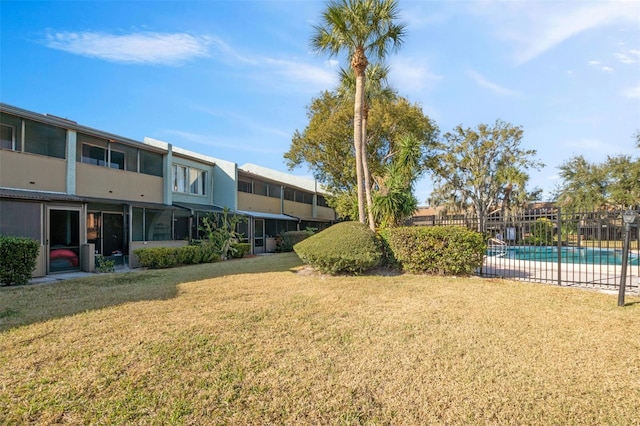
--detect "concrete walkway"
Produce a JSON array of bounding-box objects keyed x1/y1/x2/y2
[{"x1": 27, "y1": 266, "x2": 135, "y2": 285}]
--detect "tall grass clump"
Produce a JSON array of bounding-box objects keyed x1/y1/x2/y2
[{"x1": 294, "y1": 221, "x2": 381, "y2": 274}]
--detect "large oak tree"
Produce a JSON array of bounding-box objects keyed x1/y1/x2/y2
[{"x1": 428, "y1": 120, "x2": 544, "y2": 232}]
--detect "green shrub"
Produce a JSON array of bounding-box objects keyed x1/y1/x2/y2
[
  {"x1": 382, "y1": 226, "x2": 486, "y2": 275},
  {"x1": 134, "y1": 244, "x2": 223, "y2": 269},
  {"x1": 0, "y1": 235, "x2": 39, "y2": 286},
  {"x1": 199, "y1": 209, "x2": 247, "y2": 260},
  {"x1": 175, "y1": 245, "x2": 204, "y2": 265},
  {"x1": 193, "y1": 241, "x2": 221, "y2": 263},
  {"x1": 277, "y1": 230, "x2": 314, "y2": 252},
  {"x1": 294, "y1": 221, "x2": 381, "y2": 275},
  {"x1": 134, "y1": 247, "x2": 180, "y2": 269},
  {"x1": 376, "y1": 228, "x2": 400, "y2": 270},
  {"x1": 229, "y1": 242, "x2": 251, "y2": 259},
  {"x1": 524, "y1": 218, "x2": 554, "y2": 245},
  {"x1": 96, "y1": 255, "x2": 116, "y2": 273}
]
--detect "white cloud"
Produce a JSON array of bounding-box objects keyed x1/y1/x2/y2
[
  {"x1": 388, "y1": 56, "x2": 442, "y2": 93},
  {"x1": 565, "y1": 138, "x2": 609, "y2": 152},
  {"x1": 472, "y1": 1, "x2": 640, "y2": 65},
  {"x1": 162, "y1": 129, "x2": 281, "y2": 154},
  {"x1": 622, "y1": 85, "x2": 640, "y2": 99},
  {"x1": 44, "y1": 31, "x2": 212, "y2": 65},
  {"x1": 43, "y1": 29, "x2": 337, "y2": 90},
  {"x1": 208, "y1": 35, "x2": 257, "y2": 65},
  {"x1": 614, "y1": 49, "x2": 640, "y2": 64},
  {"x1": 588, "y1": 60, "x2": 614, "y2": 72},
  {"x1": 193, "y1": 106, "x2": 291, "y2": 138},
  {"x1": 264, "y1": 58, "x2": 337, "y2": 89},
  {"x1": 467, "y1": 70, "x2": 523, "y2": 97}
]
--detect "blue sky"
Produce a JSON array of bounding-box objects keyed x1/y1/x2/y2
[{"x1": 1, "y1": 0, "x2": 639, "y2": 203}]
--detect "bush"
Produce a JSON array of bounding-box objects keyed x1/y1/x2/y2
[
  {"x1": 134, "y1": 247, "x2": 180, "y2": 269},
  {"x1": 277, "y1": 230, "x2": 314, "y2": 252},
  {"x1": 0, "y1": 235, "x2": 40, "y2": 286},
  {"x1": 377, "y1": 228, "x2": 400, "y2": 270},
  {"x1": 229, "y1": 242, "x2": 251, "y2": 259},
  {"x1": 294, "y1": 221, "x2": 381, "y2": 275},
  {"x1": 381, "y1": 226, "x2": 486, "y2": 275},
  {"x1": 175, "y1": 245, "x2": 204, "y2": 265},
  {"x1": 96, "y1": 255, "x2": 116, "y2": 273},
  {"x1": 524, "y1": 218, "x2": 554, "y2": 245},
  {"x1": 134, "y1": 245, "x2": 221, "y2": 269}
]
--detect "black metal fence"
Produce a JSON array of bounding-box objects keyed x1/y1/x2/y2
[{"x1": 408, "y1": 209, "x2": 640, "y2": 292}]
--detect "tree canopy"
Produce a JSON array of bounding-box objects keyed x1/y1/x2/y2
[
  {"x1": 285, "y1": 91, "x2": 438, "y2": 220},
  {"x1": 428, "y1": 120, "x2": 543, "y2": 232},
  {"x1": 554, "y1": 151, "x2": 640, "y2": 211}
]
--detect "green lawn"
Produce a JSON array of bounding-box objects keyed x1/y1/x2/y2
[{"x1": 1, "y1": 253, "x2": 639, "y2": 424}]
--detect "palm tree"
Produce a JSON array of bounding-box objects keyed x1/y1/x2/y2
[
  {"x1": 311, "y1": 0, "x2": 405, "y2": 225},
  {"x1": 372, "y1": 134, "x2": 422, "y2": 227},
  {"x1": 338, "y1": 63, "x2": 397, "y2": 229}
]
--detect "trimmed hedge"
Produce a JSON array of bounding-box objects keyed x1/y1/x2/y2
[
  {"x1": 294, "y1": 221, "x2": 381, "y2": 275},
  {"x1": 0, "y1": 235, "x2": 40, "y2": 286},
  {"x1": 229, "y1": 243, "x2": 251, "y2": 259},
  {"x1": 277, "y1": 230, "x2": 314, "y2": 252},
  {"x1": 381, "y1": 226, "x2": 486, "y2": 275},
  {"x1": 134, "y1": 245, "x2": 220, "y2": 269}
]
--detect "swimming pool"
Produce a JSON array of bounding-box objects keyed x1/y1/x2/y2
[{"x1": 486, "y1": 245, "x2": 640, "y2": 266}]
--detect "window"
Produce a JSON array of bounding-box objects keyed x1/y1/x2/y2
[
  {"x1": 1, "y1": 124, "x2": 15, "y2": 150},
  {"x1": 82, "y1": 144, "x2": 107, "y2": 166},
  {"x1": 317, "y1": 195, "x2": 329, "y2": 208},
  {"x1": 190, "y1": 168, "x2": 205, "y2": 195},
  {"x1": 173, "y1": 210, "x2": 191, "y2": 240},
  {"x1": 238, "y1": 179, "x2": 252, "y2": 193},
  {"x1": 0, "y1": 113, "x2": 22, "y2": 151},
  {"x1": 132, "y1": 207, "x2": 173, "y2": 241},
  {"x1": 173, "y1": 165, "x2": 188, "y2": 192},
  {"x1": 24, "y1": 119, "x2": 66, "y2": 159},
  {"x1": 295, "y1": 190, "x2": 313, "y2": 205},
  {"x1": 140, "y1": 151, "x2": 163, "y2": 177},
  {"x1": 253, "y1": 180, "x2": 268, "y2": 196},
  {"x1": 110, "y1": 149, "x2": 125, "y2": 170},
  {"x1": 0, "y1": 200, "x2": 41, "y2": 241},
  {"x1": 173, "y1": 164, "x2": 206, "y2": 195},
  {"x1": 284, "y1": 188, "x2": 295, "y2": 201},
  {"x1": 267, "y1": 183, "x2": 281, "y2": 199},
  {"x1": 78, "y1": 134, "x2": 135, "y2": 171}
]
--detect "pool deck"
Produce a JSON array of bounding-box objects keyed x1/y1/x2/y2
[{"x1": 482, "y1": 255, "x2": 640, "y2": 294}]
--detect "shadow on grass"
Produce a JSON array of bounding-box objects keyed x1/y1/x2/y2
[{"x1": 0, "y1": 253, "x2": 303, "y2": 332}]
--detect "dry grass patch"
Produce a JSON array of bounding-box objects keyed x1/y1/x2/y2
[{"x1": 1, "y1": 253, "x2": 639, "y2": 424}]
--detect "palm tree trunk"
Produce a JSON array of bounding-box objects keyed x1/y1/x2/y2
[
  {"x1": 352, "y1": 47, "x2": 368, "y2": 224},
  {"x1": 362, "y1": 104, "x2": 376, "y2": 230}
]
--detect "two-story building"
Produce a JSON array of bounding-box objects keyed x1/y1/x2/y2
[{"x1": 0, "y1": 103, "x2": 335, "y2": 277}]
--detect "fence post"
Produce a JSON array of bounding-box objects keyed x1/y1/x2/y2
[
  {"x1": 557, "y1": 207, "x2": 562, "y2": 286},
  {"x1": 618, "y1": 210, "x2": 637, "y2": 306}
]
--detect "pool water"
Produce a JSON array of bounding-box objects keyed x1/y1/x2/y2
[{"x1": 487, "y1": 245, "x2": 640, "y2": 266}]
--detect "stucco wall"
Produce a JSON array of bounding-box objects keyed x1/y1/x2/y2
[
  {"x1": 237, "y1": 192, "x2": 281, "y2": 214},
  {"x1": 76, "y1": 163, "x2": 164, "y2": 204},
  {"x1": 0, "y1": 151, "x2": 67, "y2": 192},
  {"x1": 283, "y1": 200, "x2": 313, "y2": 218}
]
